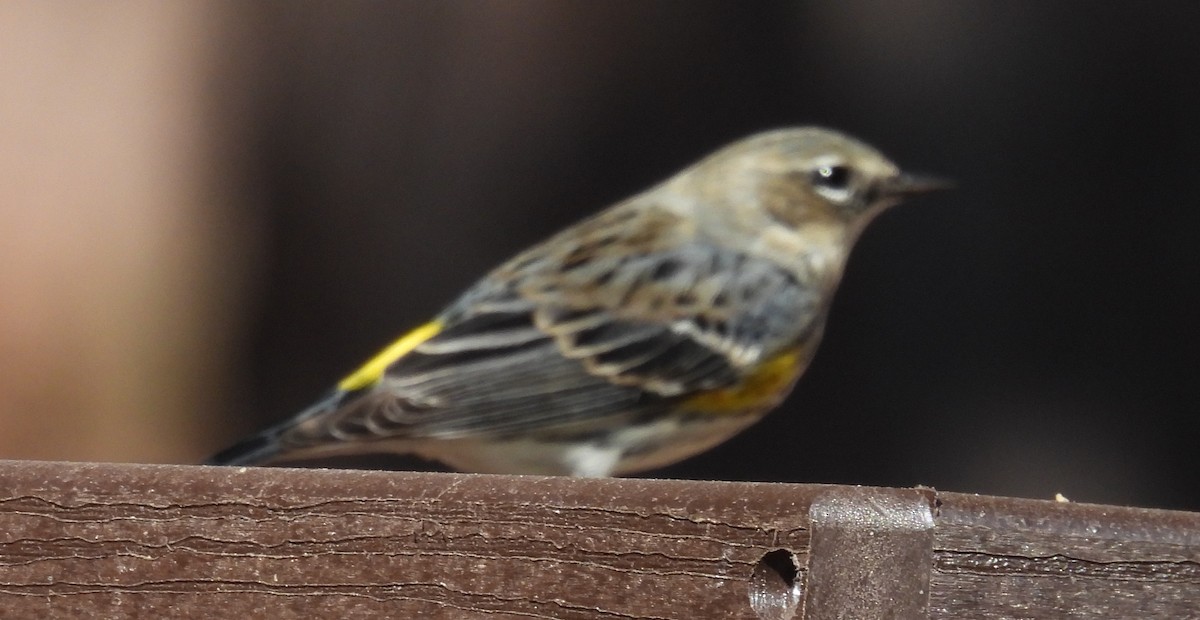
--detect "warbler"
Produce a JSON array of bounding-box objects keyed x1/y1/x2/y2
[{"x1": 205, "y1": 127, "x2": 944, "y2": 476}]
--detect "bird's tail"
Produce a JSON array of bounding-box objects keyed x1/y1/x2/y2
[
  {"x1": 202, "y1": 390, "x2": 344, "y2": 466},
  {"x1": 202, "y1": 426, "x2": 285, "y2": 466}
]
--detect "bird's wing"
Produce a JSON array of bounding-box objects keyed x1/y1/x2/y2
[{"x1": 280, "y1": 224, "x2": 821, "y2": 449}]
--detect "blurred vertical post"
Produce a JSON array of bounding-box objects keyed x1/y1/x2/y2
[{"x1": 0, "y1": 2, "x2": 253, "y2": 462}]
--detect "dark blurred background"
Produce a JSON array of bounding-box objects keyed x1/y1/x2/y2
[{"x1": 4, "y1": 2, "x2": 1198, "y2": 511}]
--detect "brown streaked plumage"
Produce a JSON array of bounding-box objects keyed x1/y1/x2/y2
[{"x1": 206, "y1": 127, "x2": 946, "y2": 476}]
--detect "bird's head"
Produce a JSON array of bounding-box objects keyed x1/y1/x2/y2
[{"x1": 682, "y1": 127, "x2": 947, "y2": 235}]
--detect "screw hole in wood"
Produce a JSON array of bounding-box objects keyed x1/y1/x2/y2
[{"x1": 748, "y1": 548, "x2": 803, "y2": 620}]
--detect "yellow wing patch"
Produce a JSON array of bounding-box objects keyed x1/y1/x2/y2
[
  {"x1": 683, "y1": 349, "x2": 803, "y2": 414},
  {"x1": 337, "y1": 320, "x2": 444, "y2": 391}
]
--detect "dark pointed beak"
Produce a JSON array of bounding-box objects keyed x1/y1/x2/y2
[{"x1": 881, "y1": 172, "x2": 954, "y2": 199}]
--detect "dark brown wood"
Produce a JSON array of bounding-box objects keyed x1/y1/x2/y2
[
  {"x1": 806, "y1": 487, "x2": 935, "y2": 619},
  {"x1": 931, "y1": 492, "x2": 1200, "y2": 618},
  {"x1": 0, "y1": 461, "x2": 1196, "y2": 619}
]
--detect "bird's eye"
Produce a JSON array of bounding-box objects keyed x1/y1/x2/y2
[
  {"x1": 813, "y1": 165, "x2": 851, "y2": 190},
  {"x1": 809, "y1": 164, "x2": 855, "y2": 203}
]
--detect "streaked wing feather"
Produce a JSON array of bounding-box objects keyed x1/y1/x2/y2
[
  {"x1": 327, "y1": 339, "x2": 647, "y2": 439},
  {"x1": 286, "y1": 315, "x2": 737, "y2": 446},
  {"x1": 283, "y1": 231, "x2": 822, "y2": 449}
]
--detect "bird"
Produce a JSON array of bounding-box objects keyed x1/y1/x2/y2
[{"x1": 205, "y1": 127, "x2": 945, "y2": 477}]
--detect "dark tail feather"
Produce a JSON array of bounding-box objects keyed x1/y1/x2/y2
[
  {"x1": 203, "y1": 390, "x2": 345, "y2": 466},
  {"x1": 202, "y1": 426, "x2": 286, "y2": 466}
]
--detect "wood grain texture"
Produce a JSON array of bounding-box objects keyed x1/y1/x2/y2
[
  {"x1": 0, "y1": 461, "x2": 815, "y2": 619},
  {"x1": 931, "y1": 492, "x2": 1200, "y2": 619},
  {"x1": 0, "y1": 461, "x2": 1196, "y2": 619}
]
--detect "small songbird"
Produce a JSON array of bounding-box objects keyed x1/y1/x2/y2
[{"x1": 205, "y1": 127, "x2": 945, "y2": 476}]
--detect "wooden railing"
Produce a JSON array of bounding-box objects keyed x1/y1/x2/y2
[{"x1": 1, "y1": 460, "x2": 1196, "y2": 618}]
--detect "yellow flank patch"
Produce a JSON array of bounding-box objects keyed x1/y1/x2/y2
[
  {"x1": 336, "y1": 320, "x2": 444, "y2": 391},
  {"x1": 683, "y1": 349, "x2": 803, "y2": 414}
]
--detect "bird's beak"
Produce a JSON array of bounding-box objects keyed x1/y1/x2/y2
[{"x1": 881, "y1": 173, "x2": 954, "y2": 199}]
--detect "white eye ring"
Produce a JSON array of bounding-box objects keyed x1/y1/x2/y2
[{"x1": 811, "y1": 163, "x2": 854, "y2": 203}]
